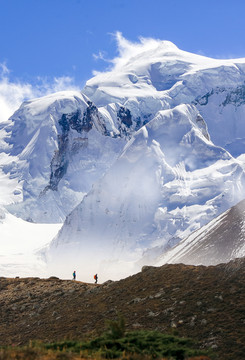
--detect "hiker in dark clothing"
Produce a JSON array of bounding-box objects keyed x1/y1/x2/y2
[
  {"x1": 73, "y1": 271, "x2": 76, "y2": 280},
  {"x1": 94, "y1": 273, "x2": 98, "y2": 284}
]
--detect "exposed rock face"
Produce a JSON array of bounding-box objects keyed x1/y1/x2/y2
[
  {"x1": 48, "y1": 135, "x2": 69, "y2": 191},
  {"x1": 195, "y1": 114, "x2": 210, "y2": 141},
  {"x1": 45, "y1": 100, "x2": 110, "y2": 191},
  {"x1": 222, "y1": 84, "x2": 245, "y2": 107},
  {"x1": 116, "y1": 106, "x2": 134, "y2": 137},
  {"x1": 193, "y1": 85, "x2": 245, "y2": 108},
  {"x1": 0, "y1": 258, "x2": 244, "y2": 360},
  {"x1": 117, "y1": 106, "x2": 132, "y2": 127},
  {"x1": 193, "y1": 88, "x2": 216, "y2": 106}
]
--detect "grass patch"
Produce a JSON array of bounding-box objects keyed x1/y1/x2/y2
[
  {"x1": 0, "y1": 331, "x2": 213, "y2": 359},
  {"x1": 0, "y1": 317, "x2": 213, "y2": 359},
  {"x1": 45, "y1": 321, "x2": 212, "y2": 360}
]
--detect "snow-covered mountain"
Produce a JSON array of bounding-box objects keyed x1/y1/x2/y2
[
  {"x1": 46, "y1": 104, "x2": 245, "y2": 281},
  {"x1": 1, "y1": 91, "x2": 135, "y2": 222},
  {"x1": 1, "y1": 38, "x2": 245, "y2": 280}
]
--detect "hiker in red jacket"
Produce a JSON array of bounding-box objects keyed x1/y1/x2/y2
[{"x1": 94, "y1": 273, "x2": 98, "y2": 284}]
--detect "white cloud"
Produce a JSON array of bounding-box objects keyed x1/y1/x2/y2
[
  {"x1": 0, "y1": 62, "x2": 10, "y2": 76},
  {"x1": 92, "y1": 32, "x2": 175, "y2": 73},
  {"x1": 0, "y1": 77, "x2": 33, "y2": 123},
  {"x1": 0, "y1": 65, "x2": 80, "y2": 123},
  {"x1": 111, "y1": 32, "x2": 157, "y2": 69},
  {"x1": 92, "y1": 50, "x2": 108, "y2": 62}
]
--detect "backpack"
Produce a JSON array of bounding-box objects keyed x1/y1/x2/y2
[{"x1": 94, "y1": 274, "x2": 96, "y2": 280}]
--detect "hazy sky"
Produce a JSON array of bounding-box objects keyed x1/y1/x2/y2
[{"x1": 1, "y1": 0, "x2": 245, "y2": 88}]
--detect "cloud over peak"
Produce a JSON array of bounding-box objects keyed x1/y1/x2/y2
[
  {"x1": 0, "y1": 65, "x2": 79, "y2": 123},
  {"x1": 92, "y1": 32, "x2": 178, "y2": 75}
]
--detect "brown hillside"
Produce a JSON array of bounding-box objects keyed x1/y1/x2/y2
[
  {"x1": 0, "y1": 258, "x2": 244, "y2": 360},
  {"x1": 158, "y1": 198, "x2": 245, "y2": 266}
]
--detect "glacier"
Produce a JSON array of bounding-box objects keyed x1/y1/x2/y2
[{"x1": 1, "y1": 38, "x2": 245, "y2": 281}]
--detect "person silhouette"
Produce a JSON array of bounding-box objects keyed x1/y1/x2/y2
[
  {"x1": 94, "y1": 273, "x2": 98, "y2": 284},
  {"x1": 73, "y1": 270, "x2": 76, "y2": 280}
]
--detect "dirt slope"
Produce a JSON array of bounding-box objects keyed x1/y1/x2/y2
[{"x1": 0, "y1": 258, "x2": 244, "y2": 359}]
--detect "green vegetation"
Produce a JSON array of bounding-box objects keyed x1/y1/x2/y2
[
  {"x1": 45, "y1": 331, "x2": 211, "y2": 359},
  {"x1": 0, "y1": 317, "x2": 213, "y2": 359},
  {"x1": 43, "y1": 317, "x2": 212, "y2": 359}
]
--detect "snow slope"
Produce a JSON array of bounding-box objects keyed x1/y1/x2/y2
[
  {"x1": 0, "y1": 159, "x2": 61, "y2": 277},
  {"x1": 0, "y1": 209, "x2": 61, "y2": 278}
]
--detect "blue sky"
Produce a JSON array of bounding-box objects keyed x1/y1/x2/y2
[{"x1": 1, "y1": 0, "x2": 245, "y2": 87}]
